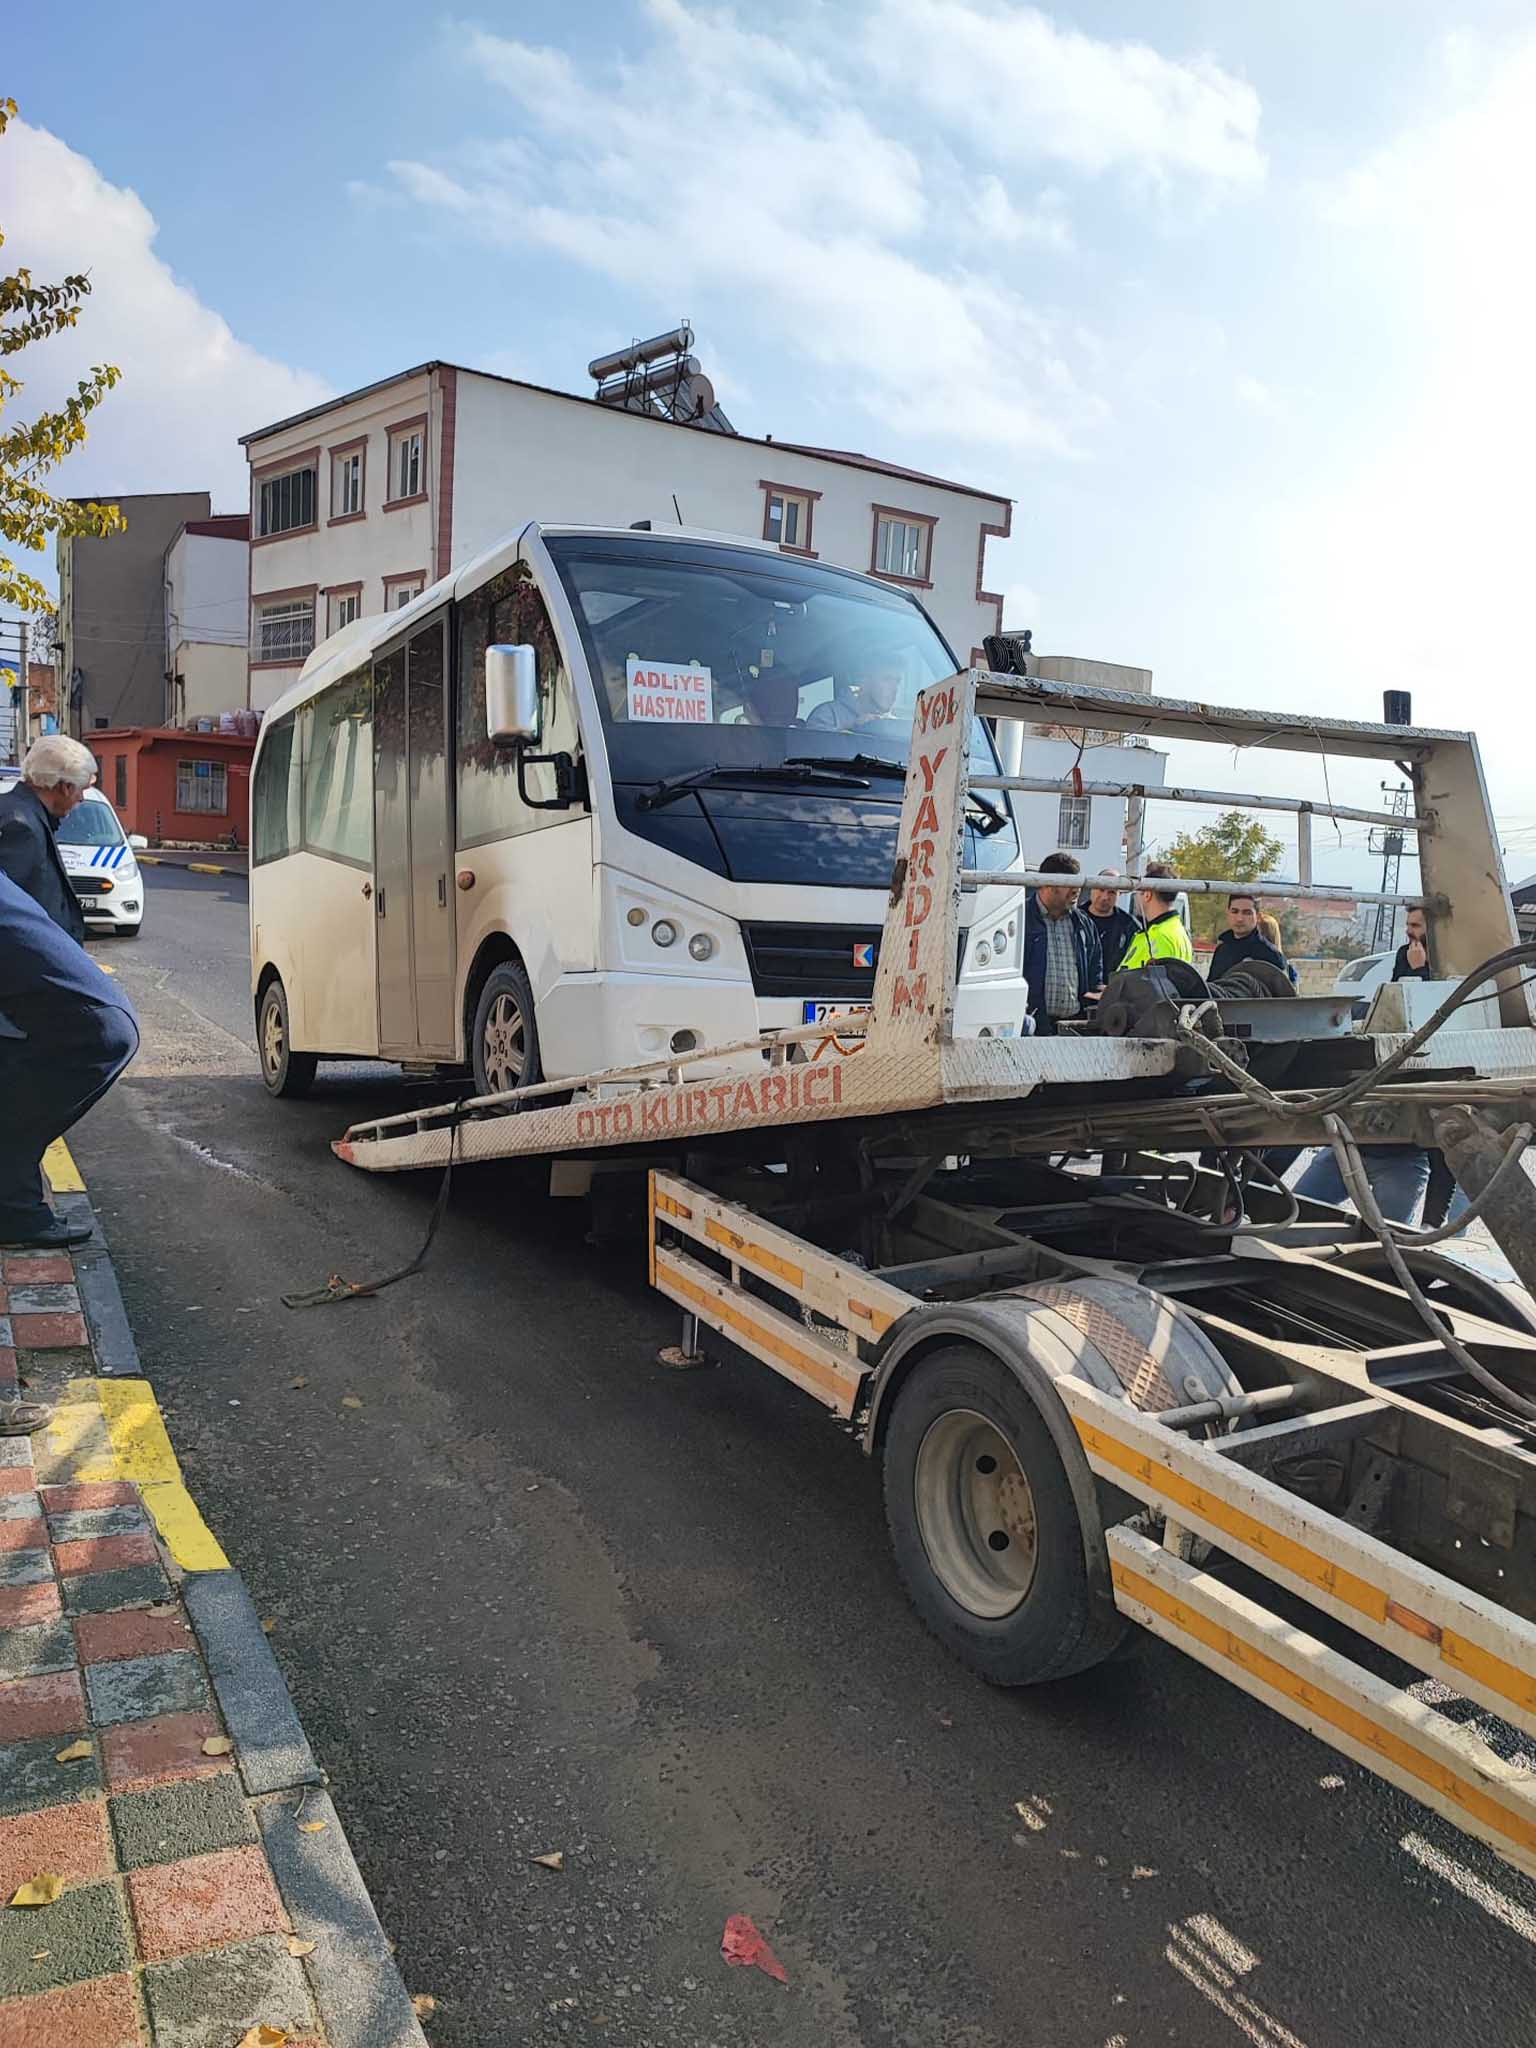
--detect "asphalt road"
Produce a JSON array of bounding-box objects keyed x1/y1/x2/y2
[{"x1": 67, "y1": 868, "x2": 1536, "y2": 2047}]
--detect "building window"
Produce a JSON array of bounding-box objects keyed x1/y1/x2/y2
[
  {"x1": 760, "y1": 481, "x2": 820, "y2": 556},
  {"x1": 387, "y1": 420, "x2": 426, "y2": 505},
  {"x1": 114, "y1": 755, "x2": 127, "y2": 808},
  {"x1": 253, "y1": 593, "x2": 316, "y2": 665},
  {"x1": 871, "y1": 507, "x2": 936, "y2": 585},
  {"x1": 383, "y1": 575, "x2": 424, "y2": 610},
  {"x1": 330, "y1": 444, "x2": 364, "y2": 520},
  {"x1": 327, "y1": 589, "x2": 362, "y2": 635},
  {"x1": 257, "y1": 462, "x2": 318, "y2": 538},
  {"x1": 176, "y1": 759, "x2": 229, "y2": 816},
  {"x1": 1057, "y1": 795, "x2": 1091, "y2": 849}
]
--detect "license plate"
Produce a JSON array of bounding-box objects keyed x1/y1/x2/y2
[
  {"x1": 79, "y1": 896, "x2": 100, "y2": 910},
  {"x1": 801, "y1": 1001, "x2": 872, "y2": 1025}
]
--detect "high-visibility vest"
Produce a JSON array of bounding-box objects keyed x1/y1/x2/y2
[{"x1": 1119, "y1": 910, "x2": 1194, "y2": 971}]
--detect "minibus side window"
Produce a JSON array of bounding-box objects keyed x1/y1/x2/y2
[
  {"x1": 300, "y1": 668, "x2": 373, "y2": 867},
  {"x1": 253, "y1": 714, "x2": 301, "y2": 865},
  {"x1": 457, "y1": 565, "x2": 583, "y2": 848}
]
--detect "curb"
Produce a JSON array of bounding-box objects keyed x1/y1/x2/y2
[
  {"x1": 136, "y1": 854, "x2": 246, "y2": 878},
  {"x1": 35, "y1": 1156, "x2": 430, "y2": 2048}
]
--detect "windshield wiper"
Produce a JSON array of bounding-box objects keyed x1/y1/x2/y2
[
  {"x1": 638, "y1": 762, "x2": 872, "y2": 811},
  {"x1": 787, "y1": 752, "x2": 1009, "y2": 835}
]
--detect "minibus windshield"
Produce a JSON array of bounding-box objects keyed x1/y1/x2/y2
[{"x1": 548, "y1": 535, "x2": 1001, "y2": 786}]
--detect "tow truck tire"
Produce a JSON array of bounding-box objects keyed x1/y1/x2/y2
[
  {"x1": 471, "y1": 961, "x2": 543, "y2": 1099},
  {"x1": 258, "y1": 979, "x2": 317, "y2": 1100},
  {"x1": 882, "y1": 1344, "x2": 1129, "y2": 1686}
]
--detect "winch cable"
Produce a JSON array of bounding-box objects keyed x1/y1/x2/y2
[{"x1": 282, "y1": 1101, "x2": 465, "y2": 1310}]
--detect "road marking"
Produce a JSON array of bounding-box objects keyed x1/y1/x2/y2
[
  {"x1": 97, "y1": 1377, "x2": 231, "y2": 1571},
  {"x1": 43, "y1": 1140, "x2": 84, "y2": 1193}
]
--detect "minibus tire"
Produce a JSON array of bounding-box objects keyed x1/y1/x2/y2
[
  {"x1": 258, "y1": 979, "x2": 317, "y2": 1100},
  {"x1": 882, "y1": 1344, "x2": 1128, "y2": 1686},
  {"x1": 471, "y1": 961, "x2": 543, "y2": 1100}
]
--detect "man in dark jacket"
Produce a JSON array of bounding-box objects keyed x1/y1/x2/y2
[
  {"x1": 0, "y1": 735, "x2": 98, "y2": 942},
  {"x1": 1024, "y1": 851, "x2": 1104, "y2": 1036},
  {"x1": 1082, "y1": 872, "x2": 1138, "y2": 978},
  {"x1": 1393, "y1": 903, "x2": 1432, "y2": 982},
  {"x1": 1208, "y1": 892, "x2": 1289, "y2": 984},
  {"x1": 0, "y1": 868, "x2": 139, "y2": 1254}
]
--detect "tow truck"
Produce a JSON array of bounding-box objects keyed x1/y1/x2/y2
[{"x1": 334, "y1": 668, "x2": 1536, "y2": 1882}]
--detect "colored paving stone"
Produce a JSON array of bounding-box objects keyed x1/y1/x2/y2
[
  {"x1": 0, "y1": 1467, "x2": 34, "y2": 1501},
  {"x1": 128, "y1": 1843, "x2": 286, "y2": 1963},
  {"x1": 0, "y1": 1731, "x2": 102, "y2": 1815},
  {"x1": 0, "y1": 1580, "x2": 62, "y2": 1629},
  {"x1": 10, "y1": 1312, "x2": 90, "y2": 1349},
  {"x1": 111, "y1": 1772, "x2": 258, "y2": 1871},
  {"x1": 0, "y1": 1617, "x2": 75, "y2": 1682},
  {"x1": 0, "y1": 1439, "x2": 32, "y2": 1467},
  {"x1": 0, "y1": 1972, "x2": 144, "y2": 2048},
  {"x1": 0, "y1": 1548, "x2": 53, "y2": 1588},
  {"x1": 102, "y1": 1710, "x2": 230, "y2": 1795},
  {"x1": 62, "y1": 1563, "x2": 172, "y2": 1614},
  {"x1": 0, "y1": 1875, "x2": 133, "y2": 1995},
  {"x1": 46, "y1": 1504, "x2": 149, "y2": 1543},
  {"x1": 0, "y1": 1667, "x2": 87, "y2": 1742},
  {"x1": 53, "y1": 1530, "x2": 158, "y2": 1577},
  {"x1": 141, "y1": 1932, "x2": 317, "y2": 2048},
  {"x1": 0, "y1": 1795, "x2": 112, "y2": 1895},
  {"x1": 76, "y1": 1605, "x2": 192, "y2": 1666},
  {"x1": 0, "y1": 1320, "x2": 9, "y2": 1349},
  {"x1": 1, "y1": 1254, "x2": 75, "y2": 1285},
  {"x1": 40, "y1": 1480, "x2": 139, "y2": 1513},
  {"x1": 5, "y1": 1284, "x2": 82, "y2": 1314},
  {"x1": 85, "y1": 1650, "x2": 211, "y2": 1727},
  {"x1": 0, "y1": 1491, "x2": 40, "y2": 1519},
  {"x1": 0, "y1": 1515, "x2": 46, "y2": 1554}
]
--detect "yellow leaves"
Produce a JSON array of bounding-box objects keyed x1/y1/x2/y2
[
  {"x1": 261, "y1": 1618, "x2": 277, "y2": 1635},
  {"x1": 298, "y1": 1820, "x2": 328, "y2": 1835},
  {"x1": 0, "y1": 98, "x2": 18, "y2": 136},
  {"x1": 411, "y1": 1994, "x2": 438, "y2": 2018},
  {"x1": 8, "y1": 1873, "x2": 63, "y2": 1907},
  {"x1": 287, "y1": 1936, "x2": 317, "y2": 1958},
  {"x1": 235, "y1": 2028, "x2": 291, "y2": 2047},
  {"x1": 341, "y1": 1396, "x2": 363, "y2": 1410},
  {"x1": 54, "y1": 1739, "x2": 92, "y2": 1764},
  {"x1": 201, "y1": 1735, "x2": 234, "y2": 1757}
]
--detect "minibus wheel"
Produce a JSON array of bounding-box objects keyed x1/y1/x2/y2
[
  {"x1": 258, "y1": 978, "x2": 317, "y2": 1100},
  {"x1": 472, "y1": 961, "x2": 543, "y2": 1100},
  {"x1": 882, "y1": 1344, "x2": 1128, "y2": 1685}
]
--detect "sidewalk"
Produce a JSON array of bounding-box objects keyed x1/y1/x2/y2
[
  {"x1": 135, "y1": 851, "x2": 248, "y2": 880},
  {"x1": 1, "y1": 1152, "x2": 427, "y2": 2048}
]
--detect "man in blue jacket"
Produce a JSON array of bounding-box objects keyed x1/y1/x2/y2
[
  {"x1": 0, "y1": 735, "x2": 98, "y2": 942},
  {"x1": 1024, "y1": 851, "x2": 1104, "y2": 1036},
  {"x1": 0, "y1": 867, "x2": 139, "y2": 1257}
]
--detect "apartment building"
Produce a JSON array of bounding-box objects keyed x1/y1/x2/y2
[
  {"x1": 164, "y1": 513, "x2": 250, "y2": 726},
  {"x1": 238, "y1": 359, "x2": 1012, "y2": 712}
]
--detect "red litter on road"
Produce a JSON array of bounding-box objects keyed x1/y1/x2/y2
[{"x1": 721, "y1": 1913, "x2": 788, "y2": 1983}]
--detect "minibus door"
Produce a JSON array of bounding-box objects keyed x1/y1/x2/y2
[{"x1": 372, "y1": 612, "x2": 456, "y2": 1058}]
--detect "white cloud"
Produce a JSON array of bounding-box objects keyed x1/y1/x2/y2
[
  {"x1": 863, "y1": 0, "x2": 1265, "y2": 185},
  {"x1": 3, "y1": 122, "x2": 329, "y2": 533},
  {"x1": 1234, "y1": 373, "x2": 1280, "y2": 414},
  {"x1": 381, "y1": 1, "x2": 1260, "y2": 459}
]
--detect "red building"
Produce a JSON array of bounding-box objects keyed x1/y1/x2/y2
[{"x1": 88, "y1": 728, "x2": 255, "y2": 848}]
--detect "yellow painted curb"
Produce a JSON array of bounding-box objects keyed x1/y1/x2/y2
[
  {"x1": 44, "y1": 1139, "x2": 85, "y2": 1194},
  {"x1": 188, "y1": 862, "x2": 226, "y2": 875},
  {"x1": 97, "y1": 1378, "x2": 231, "y2": 1571}
]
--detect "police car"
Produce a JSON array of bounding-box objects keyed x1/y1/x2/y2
[{"x1": 0, "y1": 776, "x2": 147, "y2": 936}]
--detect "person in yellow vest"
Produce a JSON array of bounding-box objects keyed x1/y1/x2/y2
[{"x1": 1118, "y1": 861, "x2": 1195, "y2": 969}]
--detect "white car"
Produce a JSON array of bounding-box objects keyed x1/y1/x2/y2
[
  {"x1": 0, "y1": 778, "x2": 147, "y2": 936},
  {"x1": 1333, "y1": 949, "x2": 1391, "y2": 1018}
]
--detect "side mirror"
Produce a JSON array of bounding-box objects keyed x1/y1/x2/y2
[
  {"x1": 128, "y1": 833, "x2": 148, "y2": 849},
  {"x1": 486, "y1": 644, "x2": 539, "y2": 744}
]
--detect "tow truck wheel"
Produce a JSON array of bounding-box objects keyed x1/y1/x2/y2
[
  {"x1": 471, "y1": 960, "x2": 543, "y2": 1099},
  {"x1": 883, "y1": 1345, "x2": 1128, "y2": 1685},
  {"x1": 258, "y1": 978, "x2": 317, "y2": 1100}
]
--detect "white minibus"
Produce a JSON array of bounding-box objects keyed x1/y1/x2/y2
[{"x1": 249, "y1": 523, "x2": 1028, "y2": 1097}]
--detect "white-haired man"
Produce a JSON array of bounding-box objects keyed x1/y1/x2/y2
[{"x1": 0, "y1": 734, "x2": 99, "y2": 942}]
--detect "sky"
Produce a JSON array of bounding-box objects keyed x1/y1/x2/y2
[{"x1": 6, "y1": 0, "x2": 1536, "y2": 889}]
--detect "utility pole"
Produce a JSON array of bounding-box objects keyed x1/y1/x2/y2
[{"x1": 1368, "y1": 783, "x2": 1412, "y2": 949}]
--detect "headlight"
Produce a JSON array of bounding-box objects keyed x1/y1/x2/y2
[
  {"x1": 992, "y1": 927, "x2": 1008, "y2": 953},
  {"x1": 688, "y1": 932, "x2": 715, "y2": 961},
  {"x1": 626, "y1": 907, "x2": 646, "y2": 927},
  {"x1": 975, "y1": 940, "x2": 992, "y2": 967},
  {"x1": 652, "y1": 919, "x2": 678, "y2": 948}
]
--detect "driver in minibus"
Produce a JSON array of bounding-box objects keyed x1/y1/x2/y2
[{"x1": 806, "y1": 661, "x2": 903, "y2": 732}]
